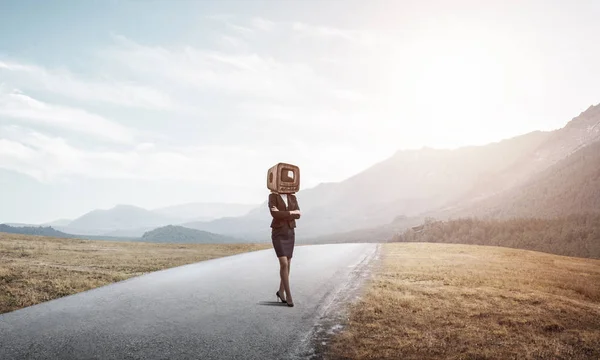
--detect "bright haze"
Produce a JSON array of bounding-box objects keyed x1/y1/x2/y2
[{"x1": 1, "y1": 0, "x2": 599, "y2": 224}]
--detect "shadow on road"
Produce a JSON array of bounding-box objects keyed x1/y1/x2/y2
[{"x1": 257, "y1": 301, "x2": 288, "y2": 306}]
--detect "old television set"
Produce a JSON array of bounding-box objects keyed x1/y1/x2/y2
[{"x1": 267, "y1": 162, "x2": 300, "y2": 194}]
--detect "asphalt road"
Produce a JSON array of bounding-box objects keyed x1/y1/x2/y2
[{"x1": 0, "y1": 243, "x2": 379, "y2": 360}]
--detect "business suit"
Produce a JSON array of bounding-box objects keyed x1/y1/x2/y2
[{"x1": 268, "y1": 192, "x2": 300, "y2": 258}]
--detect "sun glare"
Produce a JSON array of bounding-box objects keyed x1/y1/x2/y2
[{"x1": 384, "y1": 30, "x2": 512, "y2": 148}]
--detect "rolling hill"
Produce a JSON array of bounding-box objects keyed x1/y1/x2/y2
[
  {"x1": 0, "y1": 224, "x2": 73, "y2": 238},
  {"x1": 0, "y1": 223, "x2": 246, "y2": 245},
  {"x1": 139, "y1": 225, "x2": 241, "y2": 244}
]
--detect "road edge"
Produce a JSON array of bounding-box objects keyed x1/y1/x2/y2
[{"x1": 288, "y1": 243, "x2": 382, "y2": 359}]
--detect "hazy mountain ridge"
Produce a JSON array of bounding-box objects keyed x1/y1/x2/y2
[
  {"x1": 302, "y1": 104, "x2": 600, "y2": 244},
  {"x1": 183, "y1": 215, "x2": 268, "y2": 241},
  {"x1": 315, "y1": 104, "x2": 600, "y2": 238},
  {"x1": 309, "y1": 134, "x2": 600, "y2": 244},
  {"x1": 453, "y1": 103, "x2": 600, "y2": 207},
  {"x1": 448, "y1": 138, "x2": 600, "y2": 219},
  {"x1": 152, "y1": 202, "x2": 256, "y2": 222},
  {"x1": 186, "y1": 104, "x2": 600, "y2": 240},
  {"x1": 64, "y1": 205, "x2": 180, "y2": 235},
  {"x1": 43, "y1": 219, "x2": 73, "y2": 227},
  {"x1": 45, "y1": 202, "x2": 259, "y2": 237},
  {"x1": 184, "y1": 131, "x2": 556, "y2": 239}
]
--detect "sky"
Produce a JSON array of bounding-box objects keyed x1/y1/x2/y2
[{"x1": 1, "y1": 0, "x2": 600, "y2": 223}]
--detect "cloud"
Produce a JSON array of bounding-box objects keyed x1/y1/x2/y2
[
  {"x1": 224, "y1": 22, "x2": 255, "y2": 37},
  {"x1": 250, "y1": 17, "x2": 275, "y2": 31},
  {"x1": 332, "y1": 89, "x2": 367, "y2": 101},
  {"x1": 0, "y1": 137, "x2": 36, "y2": 160},
  {"x1": 0, "y1": 60, "x2": 174, "y2": 110},
  {"x1": 206, "y1": 15, "x2": 273, "y2": 34},
  {"x1": 291, "y1": 22, "x2": 356, "y2": 41},
  {"x1": 0, "y1": 17, "x2": 387, "y2": 188},
  {"x1": 106, "y1": 34, "x2": 366, "y2": 107},
  {"x1": 0, "y1": 90, "x2": 136, "y2": 144},
  {"x1": 0, "y1": 126, "x2": 260, "y2": 183},
  {"x1": 0, "y1": 138, "x2": 45, "y2": 180},
  {"x1": 209, "y1": 14, "x2": 379, "y2": 43},
  {"x1": 0, "y1": 122, "x2": 386, "y2": 194},
  {"x1": 217, "y1": 35, "x2": 247, "y2": 50}
]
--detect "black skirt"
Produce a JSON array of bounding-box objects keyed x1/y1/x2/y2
[{"x1": 271, "y1": 225, "x2": 295, "y2": 258}]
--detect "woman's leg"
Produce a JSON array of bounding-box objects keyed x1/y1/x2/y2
[
  {"x1": 288, "y1": 228, "x2": 294, "y2": 278},
  {"x1": 286, "y1": 228, "x2": 294, "y2": 302},
  {"x1": 278, "y1": 256, "x2": 293, "y2": 305},
  {"x1": 273, "y1": 230, "x2": 285, "y2": 300},
  {"x1": 278, "y1": 278, "x2": 285, "y2": 301},
  {"x1": 278, "y1": 258, "x2": 292, "y2": 301}
]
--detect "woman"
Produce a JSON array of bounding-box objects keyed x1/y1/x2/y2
[{"x1": 268, "y1": 190, "x2": 301, "y2": 307}]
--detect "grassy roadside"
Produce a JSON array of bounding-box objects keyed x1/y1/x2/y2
[
  {"x1": 0, "y1": 233, "x2": 270, "y2": 315},
  {"x1": 326, "y1": 243, "x2": 600, "y2": 360}
]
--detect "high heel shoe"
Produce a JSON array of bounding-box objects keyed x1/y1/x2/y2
[
  {"x1": 276, "y1": 291, "x2": 287, "y2": 303},
  {"x1": 287, "y1": 302, "x2": 294, "y2": 307}
]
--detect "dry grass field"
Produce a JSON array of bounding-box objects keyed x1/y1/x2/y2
[
  {"x1": 0, "y1": 233, "x2": 270, "y2": 315},
  {"x1": 326, "y1": 243, "x2": 600, "y2": 360}
]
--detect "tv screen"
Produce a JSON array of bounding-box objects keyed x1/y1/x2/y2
[{"x1": 281, "y1": 168, "x2": 296, "y2": 183}]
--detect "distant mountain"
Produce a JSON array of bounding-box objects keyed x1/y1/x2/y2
[
  {"x1": 185, "y1": 103, "x2": 600, "y2": 240},
  {"x1": 53, "y1": 202, "x2": 261, "y2": 237},
  {"x1": 139, "y1": 225, "x2": 241, "y2": 244},
  {"x1": 65, "y1": 204, "x2": 181, "y2": 235},
  {"x1": 301, "y1": 213, "x2": 426, "y2": 245},
  {"x1": 448, "y1": 103, "x2": 600, "y2": 208},
  {"x1": 0, "y1": 224, "x2": 73, "y2": 238},
  {"x1": 43, "y1": 219, "x2": 72, "y2": 227},
  {"x1": 366, "y1": 124, "x2": 600, "y2": 244},
  {"x1": 185, "y1": 131, "x2": 554, "y2": 239},
  {"x1": 152, "y1": 202, "x2": 257, "y2": 221},
  {"x1": 98, "y1": 227, "x2": 157, "y2": 238},
  {"x1": 306, "y1": 137, "x2": 600, "y2": 245},
  {"x1": 182, "y1": 205, "x2": 269, "y2": 241},
  {"x1": 450, "y1": 137, "x2": 600, "y2": 219}
]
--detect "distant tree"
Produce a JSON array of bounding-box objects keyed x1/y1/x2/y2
[
  {"x1": 0, "y1": 224, "x2": 73, "y2": 238},
  {"x1": 391, "y1": 214, "x2": 600, "y2": 259}
]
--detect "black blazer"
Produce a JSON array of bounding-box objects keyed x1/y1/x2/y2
[{"x1": 268, "y1": 193, "x2": 300, "y2": 229}]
